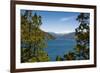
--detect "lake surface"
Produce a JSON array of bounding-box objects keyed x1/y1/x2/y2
[{"x1": 44, "y1": 39, "x2": 76, "y2": 61}]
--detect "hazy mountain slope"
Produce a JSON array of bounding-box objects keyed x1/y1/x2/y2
[{"x1": 47, "y1": 32, "x2": 75, "y2": 39}]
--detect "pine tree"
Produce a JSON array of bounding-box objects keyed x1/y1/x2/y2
[
  {"x1": 56, "y1": 56, "x2": 63, "y2": 61},
  {"x1": 75, "y1": 13, "x2": 90, "y2": 60},
  {"x1": 64, "y1": 52, "x2": 76, "y2": 60},
  {"x1": 21, "y1": 10, "x2": 49, "y2": 62},
  {"x1": 21, "y1": 10, "x2": 33, "y2": 62}
]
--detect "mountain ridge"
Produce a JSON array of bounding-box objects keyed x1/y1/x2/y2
[{"x1": 47, "y1": 32, "x2": 75, "y2": 39}]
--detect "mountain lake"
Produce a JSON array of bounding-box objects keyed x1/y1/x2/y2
[{"x1": 44, "y1": 38, "x2": 76, "y2": 61}]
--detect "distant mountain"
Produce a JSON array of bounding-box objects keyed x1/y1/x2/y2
[
  {"x1": 47, "y1": 32, "x2": 64, "y2": 38},
  {"x1": 39, "y1": 31, "x2": 56, "y2": 40},
  {"x1": 43, "y1": 31, "x2": 56, "y2": 40},
  {"x1": 62, "y1": 32, "x2": 75, "y2": 39},
  {"x1": 29, "y1": 28, "x2": 56, "y2": 40},
  {"x1": 47, "y1": 32, "x2": 75, "y2": 39}
]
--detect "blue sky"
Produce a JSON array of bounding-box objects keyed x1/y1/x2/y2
[{"x1": 21, "y1": 10, "x2": 80, "y2": 33}]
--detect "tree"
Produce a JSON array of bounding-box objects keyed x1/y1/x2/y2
[
  {"x1": 21, "y1": 10, "x2": 33, "y2": 62},
  {"x1": 56, "y1": 56, "x2": 63, "y2": 61},
  {"x1": 31, "y1": 13, "x2": 47, "y2": 58},
  {"x1": 64, "y1": 52, "x2": 76, "y2": 60},
  {"x1": 21, "y1": 10, "x2": 49, "y2": 62},
  {"x1": 32, "y1": 13, "x2": 42, "y2": 28},
  {"x1": 75, "y1": 13, "x2": 90, "y2": 60}
]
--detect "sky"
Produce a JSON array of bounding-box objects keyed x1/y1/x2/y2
[{"x1": 21, "y1": 10, "x2": 80, "y2": 34}]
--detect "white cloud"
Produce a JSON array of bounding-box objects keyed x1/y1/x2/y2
[
  {"x1": 60, "y1": 17, "x2": 70, "y2": 21},
  {"x1": 60, "y1": 16, "x2": 76, "y2": 22}
]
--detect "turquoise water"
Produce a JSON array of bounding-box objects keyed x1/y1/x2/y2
[{"x1": 44, "y1": 39, "x2": 76, "y2": 61}]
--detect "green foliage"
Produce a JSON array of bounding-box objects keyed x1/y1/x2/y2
[
  {"x1": 28, "y1": 50, "x2": 50, "y2": 62},
  {"x1": 36, "y1": 50, "x2": 50, "y2": 62},
  {"x1": 56, "y1": 56, "x2": 63, "y2": 61},
  {"x1": 75, "y1": 13, "x2": 90, "y2": 60},
  {"x1": 28, "y1": 57, "x2": 37, "y2": 62},
  {"x1": 64, "y1": 52, "x2": 76, "y2": 60},
  {"x1": 32, "y1": 13, "x2": 42, "y2": 28},
  {"x1": 21, "y1": 10, "x2": 50, "y2": 62},
  {"x1": 21, "y1": 48, "x2": 33, "y2": 62}
]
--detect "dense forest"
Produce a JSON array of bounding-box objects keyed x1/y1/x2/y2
[{"x1": 21, "y1": 10, "x2": 90, "y2": 62}]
